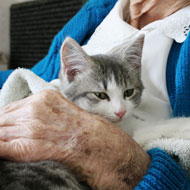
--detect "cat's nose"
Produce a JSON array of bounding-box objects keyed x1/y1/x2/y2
[{"x1": 115, "y1": 110, "x2": 126, "y2": 119}]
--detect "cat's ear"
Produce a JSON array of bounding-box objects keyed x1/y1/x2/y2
[
  {"x1": 125, "y1": 34, "x2": 144, "y2": 68},
  {"x1": 110, "y1": 34, "x2": 144, "y2": 68},
  {"x1": 60, "y1": 37, "x2": 91, "y2": 82}
]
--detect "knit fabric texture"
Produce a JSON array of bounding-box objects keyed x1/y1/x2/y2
[
  {"x1": 167, "y1": 33, "x2": 190, "y2": 117},
  {"x1": 135, "y1": 148, "x2": 187, "y2": 190},
  {"x1": 166, "y1": 32, "x2": 190, "y2": 190},
  {"x1": 0, "y1": 0, "x2": 188, "y2": 189}
]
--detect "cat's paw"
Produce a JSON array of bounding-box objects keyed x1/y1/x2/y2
[{"x1": 133, "y1": 128, "x2": 163, "y2": 148}]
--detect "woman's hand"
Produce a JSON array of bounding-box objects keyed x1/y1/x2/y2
[{"x1": 0, "y1": 90, "x2": 150, "y2": 190}]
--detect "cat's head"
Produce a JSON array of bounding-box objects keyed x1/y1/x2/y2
[{"x1": 59, "y1": 36, "x2": 144, "y2": 123}]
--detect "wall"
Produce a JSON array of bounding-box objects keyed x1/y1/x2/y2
[
  {"x1": 82, "y1": 0, "x2": 88, "y2": 4},
  {"x1": 0, "y1": 0, "x2": 36, "y2": 58}
]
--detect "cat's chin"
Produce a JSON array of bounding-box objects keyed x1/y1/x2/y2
[
  {"x1": 94, "y1": 113, "x2": 120, "y2": 123},
  {"x1": 103, "y1": 117, "x2": 121, "y2": 123},
  {"x1": 111, "y1": 118, "x2": 123, "y2": 123}
]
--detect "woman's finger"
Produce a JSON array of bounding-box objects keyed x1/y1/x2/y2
[
  {"x1": 0, "y1": 141, "x2": 13, "y2": 159},
  {"x1": 0, "y1": 125, "x2": 33, "y2": 141},
  {"x1": 0, "y1": 138, "x2": 57, "y2": 162},
  {"x1": 0, "y1": 110, "x2": 19, "y2": 127}
]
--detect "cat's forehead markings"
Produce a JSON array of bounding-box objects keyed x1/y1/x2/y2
[
  {"x1": 107, "y1": 76, "x2": 121, "y2": 92},
  {"x1": 98, "y1": 76, "x2": 119, "y2": 92},
  {"x1": 103, "y1": 79, "x2": 107, "y2": 90},
  {"x1": 98, "y1": 81, "x2": 104, "y2": 88}
]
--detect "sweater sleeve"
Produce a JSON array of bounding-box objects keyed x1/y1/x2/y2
[
  {"x1": 166, "y1": 33, "x2": 190, "y2": 117},
  {"x1": 135, "y1": 148, "x2": 187, "y2": 190},
  {"x1": 0, "y1": 0, "x2": 117, "y2": 89}
]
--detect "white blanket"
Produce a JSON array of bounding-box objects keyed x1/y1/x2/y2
[
  {"x1": 0, "y1": 69, "x2": 190, "y2": 172},
  {"x1": 0, "y1": 68, "x2": 57, "y2": 108},
  {"x1": 135, "y1": 134, "x2": 190, "y2": 172}
]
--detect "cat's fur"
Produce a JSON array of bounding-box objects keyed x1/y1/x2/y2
[
  {"x1": 58, "y1": 36, "x2": 190, "y2": 171},
  {"x1": 59, "y1": 36, "x2": 144, "y2": 125},
  {"x1": 0, "y1": 159, "x2": 90, "y2": 190},
  {"x1": 0, "y1": 36, "x2": 144, "y2": 190}
]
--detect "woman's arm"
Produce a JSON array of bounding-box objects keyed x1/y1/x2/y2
[
  {"x1": 0, "y1": 90, "x2": 187, "y2": 190},
  {"x1": 0, "y1": 90, "x2": 150, "y2": 190}
]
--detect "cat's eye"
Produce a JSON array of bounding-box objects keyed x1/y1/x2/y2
[
  {"x1": 124, "y1": 89, "x2": 134, "y2": 98},
  {"x1": 94, "y1": 92, "x2": 110, "y2": 100}
]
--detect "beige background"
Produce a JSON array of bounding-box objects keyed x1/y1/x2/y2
[{"x1": 0, "y1": 0, "x2": 36, "y2": 58}]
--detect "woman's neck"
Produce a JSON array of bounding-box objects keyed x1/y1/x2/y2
[{"x1": 129, "y1": 0, "x2": 188, "y2": 29}]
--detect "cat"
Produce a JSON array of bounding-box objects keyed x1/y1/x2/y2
[
  {"x1": 59, "y1": 36, "x2": 144, "y2": 130},
  {"x1": 0, "y1": 36, "x2": 145, "y2": 190},
  {"x1": 57, "y1": 36, "x2": 190, "y2": 171},
  {"x1": 0, "y1": 159, "x2": 90, "y2": 190}
]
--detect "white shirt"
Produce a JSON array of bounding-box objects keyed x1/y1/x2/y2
[{"x1": 83, "y1": 0, "x2": 190, "y2": 121}]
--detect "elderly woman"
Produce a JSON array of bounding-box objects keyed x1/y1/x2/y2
[{"x1": 0, "y1": 0, "x2": 190, "y2": 189}]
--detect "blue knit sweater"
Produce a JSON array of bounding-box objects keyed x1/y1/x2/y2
[{"x1": 0, "y1": 0, "x2": 189, "y2": 189}]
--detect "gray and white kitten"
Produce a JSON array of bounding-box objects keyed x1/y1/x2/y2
[
  {"x1": 0, "y1": 36, "x2": 144, "y2": 190},
  {"x1": 59, "y1": 37, "x2": 190, "y2": 171},
  {"x1": 59, "y1": 36, "x2": 144, "y2": 126}
]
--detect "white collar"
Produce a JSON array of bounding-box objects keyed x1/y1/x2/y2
[
  {"x1": 117, "y1": 0, "x2": 190, "y2": 43},
  {"x1": 141, "y1": 6, "x2": 190, "y2": 43},
  {"x1": 83, "y1": 0, "x2": 190, "y2": 55}
]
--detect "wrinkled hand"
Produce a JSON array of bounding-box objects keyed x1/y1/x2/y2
[{"x1": 0, "y1": 90, "x2": 150, "y2": 190}]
